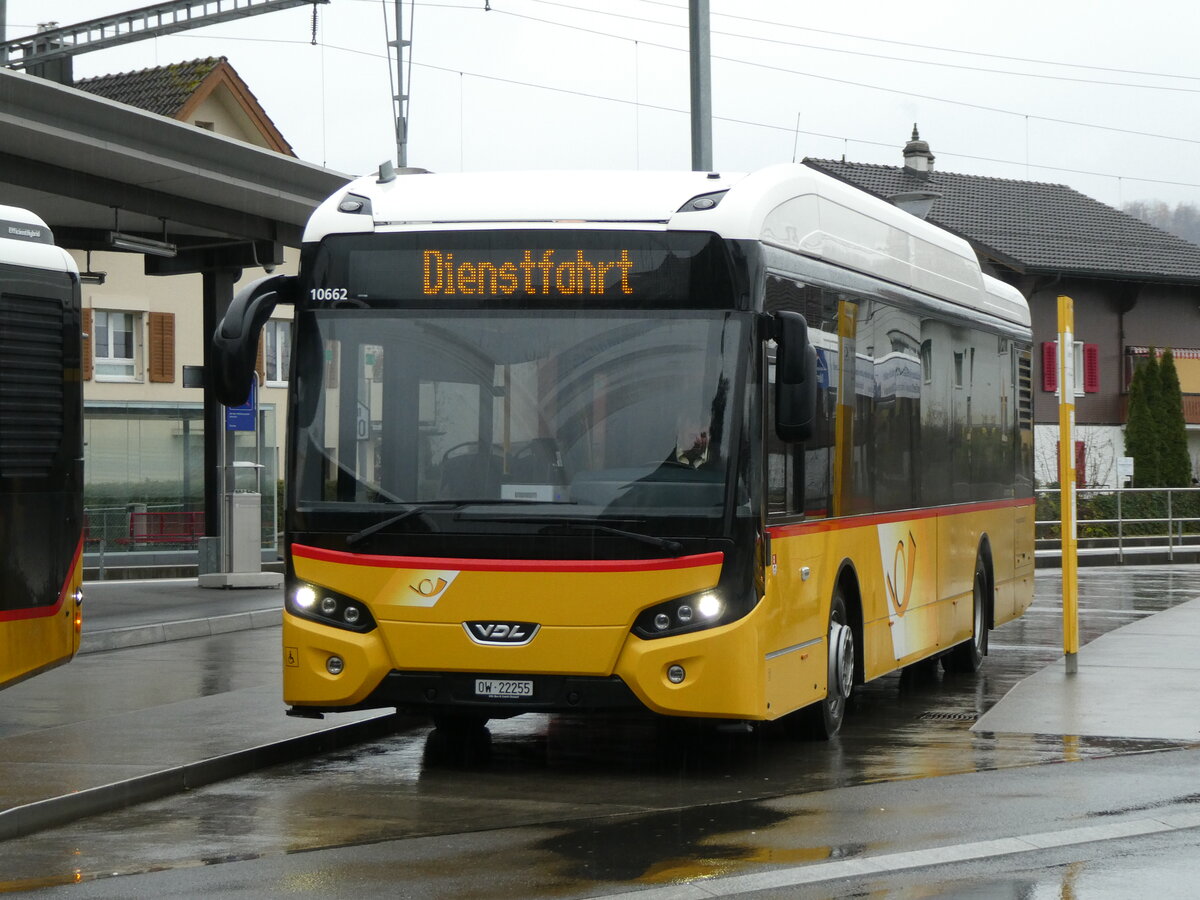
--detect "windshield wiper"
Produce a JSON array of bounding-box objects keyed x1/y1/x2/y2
[
  {"x1": 543, "y1": 521, "x2": 684, "y2": 556},
  {"x1": 344, "y1": 499, "x2": 553, "y2": 547},
  {"x1": 456, "y1": 512, "x2": 684, "y2": 556}
]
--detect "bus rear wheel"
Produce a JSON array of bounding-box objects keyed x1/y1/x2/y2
[
  {"x1": 944, "y1": 556, "x2": 989, "y2": 674},
  {"x1": 796, "y1": 588, "x2": 854, "y2": 739}
]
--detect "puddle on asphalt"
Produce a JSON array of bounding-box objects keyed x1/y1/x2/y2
[{"x1": 1, "y1": 567, "x2": 1197, "y2": 890}]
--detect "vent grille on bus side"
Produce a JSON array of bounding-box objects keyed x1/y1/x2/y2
[
  {"x1": 1016, "y1": 347, "x2": 1033, "y2": 430},
  {"x1": 0, "y1": 293, "x2": 64, "y2": 477}
]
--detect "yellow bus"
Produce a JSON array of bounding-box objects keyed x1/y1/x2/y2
[
  {"x1": 0, "y1": 206, "x2": 84, "y2": 689},
  {"x1": 215, "y1": 164, "x2": 1034, "y2": 737}
]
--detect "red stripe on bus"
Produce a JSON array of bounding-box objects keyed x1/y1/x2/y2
[
  {"x1": 0, "y1": 535, "x2": 83, "y2": 622},
  {"x1": 767, "y1": 497, "x2": 1035, "y2": 540},
  {"x1": 292, "y1": 543, "x2": 724, "y2": 573}
]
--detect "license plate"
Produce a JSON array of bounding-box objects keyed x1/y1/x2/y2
[{"x1": 474, "y1": 678, "x2": 534, "y2": 699}]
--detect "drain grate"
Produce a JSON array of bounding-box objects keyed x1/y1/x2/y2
[{"x1": 920, "y1": 711, "x2": 977, "y2": 721}]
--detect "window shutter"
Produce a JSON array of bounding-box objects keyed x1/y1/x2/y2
[
  {"x1": 81, "y1": 308, "x2": 93, "y2": 381},
  {"x1": 1041, "y1": 342, "x2": 1057, "y2": 392},
  {"x1": 148, "y1": 311, "x2": 175, "y2": 383},
  {"x1": 1083, "y1": 343, "x2": 1099, "y2": 393},
  {"x1": 256, "y1": 333, "x2": 265, "y2": 384},
  {"x1": 1075, "y1": 440, "x2": 1086, "y2": 488}
]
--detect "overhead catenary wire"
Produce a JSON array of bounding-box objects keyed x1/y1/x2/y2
[
  {"x1": 143, "y1": 27, "x2": 1200, "y2": 192},
  {"x1": 634, "y1": 0, "x2": 1200, "y2": 85},
  {"x1": 65, "y1": 1, "x2": 1200, "y2": 194},
  {"x1": 485, "y1": 7, "x2": 1200, "y2": 147},
  {"x1": 509, "y1": 0, "x2": 1200, "y2": 93}
]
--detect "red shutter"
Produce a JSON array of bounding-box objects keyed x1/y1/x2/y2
[
  {"x1": 1056, "y1": 440, "x2": 1088, "y2": 487},
  {"x1": 1083, "y1": 343, "x2": 1099, "y2": 393},
  {"x1": 1042, "y1": 342, "x2": 1057, "y2": 391}
]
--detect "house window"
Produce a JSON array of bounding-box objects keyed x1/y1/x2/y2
[
  {"x1": 264, "y1": 319, "x2": 291, "y2": 386},
  {"x1": 94, "y1": 310, "x2": 139, "y2": 381}
]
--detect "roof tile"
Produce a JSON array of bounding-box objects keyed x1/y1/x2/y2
[{"x1": 74, "y1": 57, "x2": 224, "y2": 118}]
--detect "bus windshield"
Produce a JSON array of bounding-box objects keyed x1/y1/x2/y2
[{"x1": 292, "y1": 309, "x2": 746, "y2": 524}]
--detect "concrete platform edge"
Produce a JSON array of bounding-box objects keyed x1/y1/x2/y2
[
  {"x1": 80, "y1": 609, "x2": 283, "y2": 654},
  {"x1": 0, "y1": 712, "x2": 415, "y2": 842}
]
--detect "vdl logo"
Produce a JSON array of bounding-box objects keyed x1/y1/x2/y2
[{"x1": 463, "y1": 621, "x2": 540, "y2": 646}]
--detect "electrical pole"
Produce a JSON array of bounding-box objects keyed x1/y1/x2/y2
[
  {"x1": 688, "y1": 0, "x2": 712, "y2": 171},
  {"x1": 391, "y1": 0, "x2": 409, "y2": 167}
]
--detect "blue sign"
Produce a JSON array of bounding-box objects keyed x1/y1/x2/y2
[
  {"x1": 225, "y1": 379, "x2": 257, "y2": 432},
  {"x1": 815, "y1": 347, "x2": 830, "y2": 390}
]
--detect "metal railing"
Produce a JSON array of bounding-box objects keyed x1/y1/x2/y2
[{"x1": 1035, "y1": 486, "x2": 1200, "y2": 562}]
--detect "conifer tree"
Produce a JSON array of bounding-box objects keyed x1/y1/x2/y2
[
  {"x1": 1124, "y1": 349, "x2": 1162, "y2": 487},
  {"x1": 1157, "y1": 348, "x2": 1192, "y2": 486}
]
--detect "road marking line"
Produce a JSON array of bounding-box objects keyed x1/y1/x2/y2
[{"x1": 595, "y1": 814, "x2": 1197, "y2": 899}]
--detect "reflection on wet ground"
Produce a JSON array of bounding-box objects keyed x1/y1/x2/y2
[{"x1": 1, "y1": 566, "x2": 1197, "y2": 894}]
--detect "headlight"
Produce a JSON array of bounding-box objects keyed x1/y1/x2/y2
[
  {"x1": 287, "y1": 582, "x2": 376, "y2": 633},
  {"x1": 633, "y1": 590, "x2": 725, "y2": 639}
]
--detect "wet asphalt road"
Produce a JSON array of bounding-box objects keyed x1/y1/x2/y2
[{"x1": 1, "y1": 565, "x2": 1198, "y2": 897}]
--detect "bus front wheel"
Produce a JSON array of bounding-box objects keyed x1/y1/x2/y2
[
  {"x1": 943, "y1": 555, "x2": 989, "y2": 674},
  {"x1": 797, "y1": 588, "x2": 854, "y2": 739}
]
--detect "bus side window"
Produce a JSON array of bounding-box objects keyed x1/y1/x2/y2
[
  {"x1": 766, "y1": 347, "x2": 801, "y2": 517},
  {"x1": 764, "y1": 274, "x2": 834, "y2": 519}
]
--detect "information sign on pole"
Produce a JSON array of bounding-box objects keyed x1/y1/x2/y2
[
  {"x1": 225, "y1": 378, "x2": 257, "y2": 432},
  {"x1": 1057, "y1": 295, "x2": 1080, "y2": 673}
]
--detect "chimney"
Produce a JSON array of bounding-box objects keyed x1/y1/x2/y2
[
  {"x1": 902, "y1": 124, "x2": 935, "y2": 174},
  {"x1": 889, "y1": 124, "x2": 940, "y2": 219}
]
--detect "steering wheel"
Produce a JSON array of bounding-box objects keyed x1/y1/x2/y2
[{"x1": 441, "y1": 441, "x2": 497, "y2": 464}]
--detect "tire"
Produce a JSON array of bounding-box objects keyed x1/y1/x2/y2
[
  {"x1": 796, "y1": 586, "x2": 855, "y2": 739},
  {"x1": 944, "y1": 555, "x2": 989, "y2": 674}
]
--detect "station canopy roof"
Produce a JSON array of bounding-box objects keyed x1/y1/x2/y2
[{"x1": 0, "y1": 65, "x2": 350, "y2": 264}]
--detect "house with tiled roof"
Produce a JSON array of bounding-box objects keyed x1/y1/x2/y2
[
  {"x1": 63, "y1": 58, "x2": 297, "y2": 556},
  {"x1": 806, "y1": 130, "x2": 1200, "y2": 488},
  {"x1": 75, "y1": 57, "x2": 293, "y2": 155}
]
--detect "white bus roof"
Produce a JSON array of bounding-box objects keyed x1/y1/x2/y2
[
  {"x1": 0, "y1": 204, "x2": 78, "y2": 275},
  {"x1": 305, "y1": 164, "x2": 1029, "y2": 328}
]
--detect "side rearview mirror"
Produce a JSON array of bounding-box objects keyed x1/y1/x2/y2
[
  {"x1": 773, "y1": 310, "x2": 818, "y2": 443},
  {"x1": 212, "y1": 274, "x2": 297, "y2": 406}
]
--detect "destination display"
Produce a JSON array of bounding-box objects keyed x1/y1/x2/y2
[
  {"x1": 422, "y1": 248, "x2": 635, "y2": 297},
  {"x1": 309, "y1": 230, "x2": 737, "y2": 308}
]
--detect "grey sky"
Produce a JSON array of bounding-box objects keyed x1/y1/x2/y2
[{"x1": 6, "y1": 0, "x2": 1198, "y2": 211}]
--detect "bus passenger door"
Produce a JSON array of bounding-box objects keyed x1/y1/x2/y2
[{"x1": 763, "y1": 338, "x2": 826, "y2": 717}]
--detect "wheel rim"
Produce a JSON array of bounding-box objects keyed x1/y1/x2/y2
[{"x1": 828, "y1": 619, "x2": 854, "y2": 711}]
